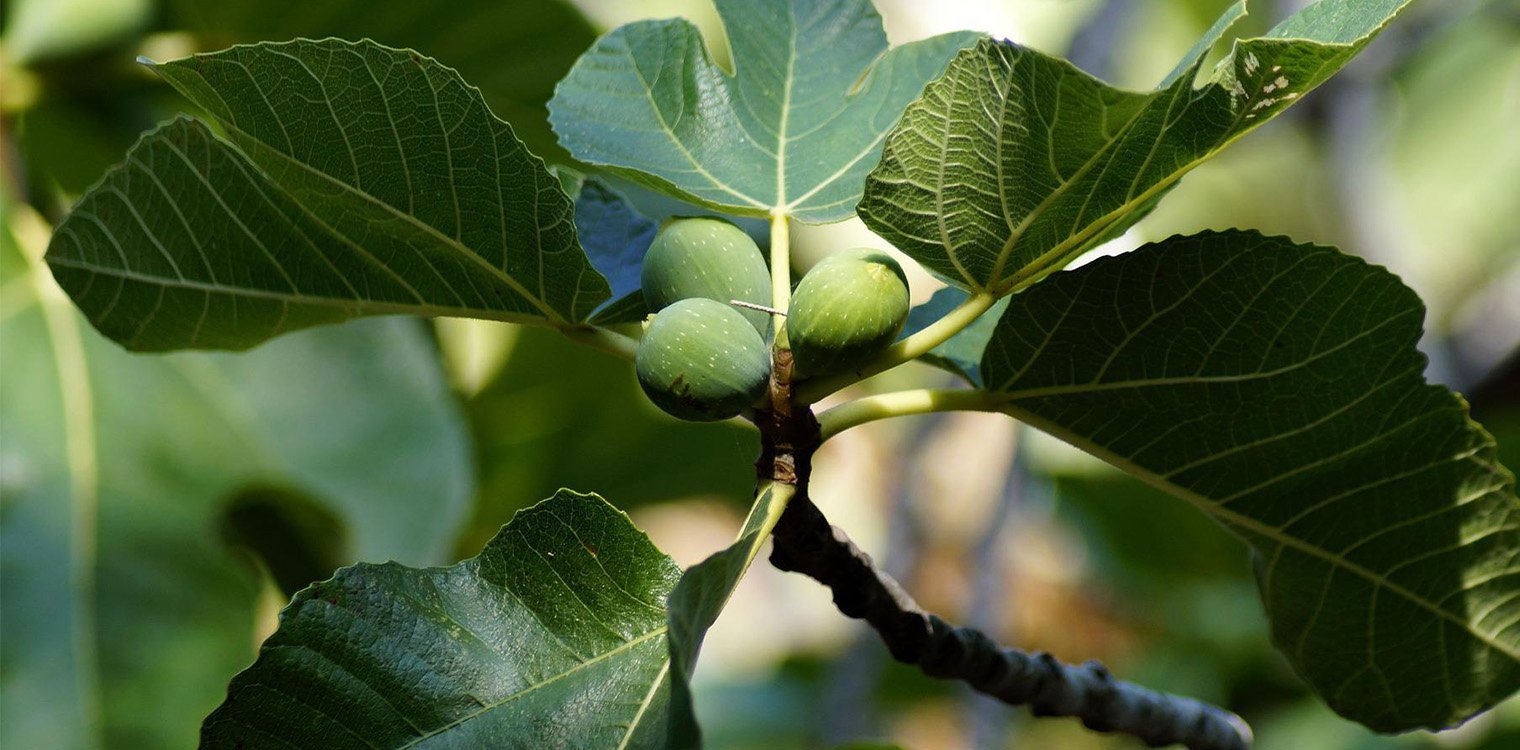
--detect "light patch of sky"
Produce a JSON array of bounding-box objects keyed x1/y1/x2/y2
[
  {"x1": 878, "y1": 0, "x2": 1102, "y2": 54},
  {"x1": 1067, "y1": 224, "x2": 1148, "y2": 270}
]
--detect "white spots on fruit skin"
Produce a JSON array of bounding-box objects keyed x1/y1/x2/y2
[
  {"x1": 789, "y1": 251, "x2": 910, "y2": 374},
  {"x1": 643, "y1": 217, "x2": 771, "y2": 333}
]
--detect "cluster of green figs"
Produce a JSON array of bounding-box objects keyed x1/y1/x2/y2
[{"x1": 635, "y1": 218, "x2": 912, "y2": 421}]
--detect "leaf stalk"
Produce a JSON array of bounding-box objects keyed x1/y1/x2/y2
[{"x1": 816, "y1": 388, "x2": 1001, "y2": 441}]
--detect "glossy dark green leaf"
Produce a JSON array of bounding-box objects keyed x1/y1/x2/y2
[
  {"x1": 859, "y1": 0, "x2": 1412, "y2": 294},
  {"x1": 548, "y1": 0, "x2": 980, "y2": 223},
  {"x1": 979, "y1": 230, "x2": 1520, "y2": 731},
  {"x1": 201, "y1": 490, "x2": 681, "y2": 748},
  {"x1": 44, "y1": 39, "x2": 610, "y2": 352},
  {"x1": 167, "y1": 0, "x2": 595, "y2": 160},
  {"x1": 0, "y1": 207, "x2": 473, "y2": 748}
]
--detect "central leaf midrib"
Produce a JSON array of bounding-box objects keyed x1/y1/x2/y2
[
  {"x1": 396, "y1": 626, "x2": 669, "y2": 748},
  {"x1": 771, "y1": 0, "x2": 798, "y2": 212},
  {"x1": 977, "y1": 54, "x2": 1163, "y2": 289},
  {"x1": 614, "y1": 662, "x2": 671, "y2": 750},
  {"x1": 218, "y1": 120, "x2": 567, "y2": 324}
]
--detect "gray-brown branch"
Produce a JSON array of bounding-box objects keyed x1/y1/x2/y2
[{"x1": 768, "y1": 492, "x2": 1253, "y2": 750}]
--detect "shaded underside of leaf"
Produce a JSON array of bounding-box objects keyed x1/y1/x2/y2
[
  {"x1": 201, "y1": 490, "x2": 681, "y2": 749},
  {"x1": 572, "y1": 179, "x2": 659, "y2": 325},
  {"x1": 548, "y1": 0, "x2": 980, "y2": 222},
  {"x1": 45, "y1": 39, "x2": 610, "y2": 352},
  {"x1": 979, "y1": 230, "x2": 1520, "y2": 731},
  {"x1": 859, "y1": 0, "x2": 1412, "y2": 294}
]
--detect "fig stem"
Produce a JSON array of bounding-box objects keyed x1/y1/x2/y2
[
  {"x1": 769, "y1": 212, "x2": 792, "y2": 347},
  {"x1": 815, "y1": 388, "x2": 1000, "y2": 441},
  {"x1": 793, "y1": 291, "x2": 999, "y2": 403}
]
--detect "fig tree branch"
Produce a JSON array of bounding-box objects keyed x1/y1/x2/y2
[{"x1": 768, "y1": 491, "x2": 1254, "y2": 750}]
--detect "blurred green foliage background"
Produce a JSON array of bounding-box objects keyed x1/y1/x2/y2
[{"x1": 2, "y1": 0, "x2": 1517, "y2": 748}]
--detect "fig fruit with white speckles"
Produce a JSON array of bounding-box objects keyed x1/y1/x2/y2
[
  {"x1": 636, "y1": 298, "x2": 771, "y2": 421},
  {"x1": 641, "y1": 217, "x2": 772, "y2": 334},
  {"x1": 788, "y1": 248, "x2": 910, "y2": 378}
]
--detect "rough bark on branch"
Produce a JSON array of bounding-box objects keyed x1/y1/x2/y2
[{"x1": 768, "y1": 492, "x2": 1253, "y2": 750}]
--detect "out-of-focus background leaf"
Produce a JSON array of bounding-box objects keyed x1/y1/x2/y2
[
  {"x1": 457, "y1": 325, "x2": 756, "y2": 554},
  {"x1": 4, "y1": 0, "x2": 152, "y2": 66},
  {"x1": 3, "y1": 1, "x2": 1518, "y2": 749},
  {"x1": 0, "y1": 204, "x2": 473, "y2": 748}
]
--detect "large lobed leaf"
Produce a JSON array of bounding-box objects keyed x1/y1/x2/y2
[
  {"x1": 548, "y1": 0, "x2": 980, "y2": 223},
  {"x1": 979, "y1": 231, "x2": 1520, "y2": 731},
  {"x1": 45, "y1": 39, "x2": 610, "y2": 352},
  {"x1": 199, "y1": 483, "x2": 783, "y2": 749},
  {"x1": 859, "y1": 0, "x2": 1412, "y2": 294},
  {"x1": 201, "y1": 490, "x2": 682, "y2": 749},
  {"x1": 1, "y1": 206, "x2": 473, "y2": 749}
]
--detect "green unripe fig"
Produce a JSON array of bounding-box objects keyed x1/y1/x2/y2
[
  {"x1": 636, "y1": 298, "x2": 772, "y2": 422},
  {"x1": 641, "y1": 217, "x2": 772, "y2": 333},
  {"x1": 787, "y1": 248, "x2": 911, "y2": 378}
]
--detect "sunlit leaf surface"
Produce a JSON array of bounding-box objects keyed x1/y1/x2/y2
[{"x1": 549, "y1": 0, "x2": 979, "y2": 222}]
